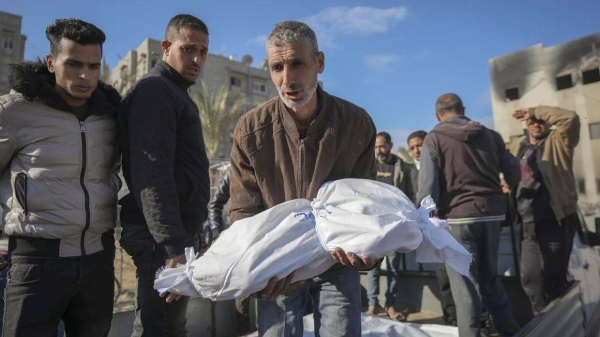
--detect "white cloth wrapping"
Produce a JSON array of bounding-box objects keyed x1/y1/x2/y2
[
  {"x1": 154, "y1": 178, "x2": 471, "y2": 300},
  {"x1": 246, "y1": 313, "x2": 459, "y2": 337}
]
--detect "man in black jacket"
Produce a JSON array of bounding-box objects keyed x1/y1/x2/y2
[
  {"x1": 207, "y1": 167, "x2": 230, "y2": 240},
  {"x1": 118, "y1": 14, "x2": 210, "y2": 337}
]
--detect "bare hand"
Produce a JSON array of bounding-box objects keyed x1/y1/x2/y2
[
  {"x1": 331, "y1": 247, "x2": 379, "y2": 271},
  {"x1": 254, "y1": 271, "x2": 305, "y2": 301},
  {"x1": 159, "y1": 253, "x2": 187, "y2": 303},
  {"x1": 512, "y1": 109, "x2": 531, "y2": 121},
  {"x1": 0, "y1": 250, "x2": 9, "y2": 272}
]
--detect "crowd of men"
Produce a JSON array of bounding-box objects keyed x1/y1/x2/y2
[{"x1": 0, "y1": 12, "x2": 582, "y2": 337}]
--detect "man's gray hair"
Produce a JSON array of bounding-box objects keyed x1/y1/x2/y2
[
  {"x1": 266, "y1": 21, "x2": 319, "y2": 56},
  {"x1": 435, "y1": 93, "x2": 464, "y2": 114}
]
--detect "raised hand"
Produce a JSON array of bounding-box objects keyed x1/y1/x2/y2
[{"x1": 512, "y1": 109, "x2": 531, "y2": 121}]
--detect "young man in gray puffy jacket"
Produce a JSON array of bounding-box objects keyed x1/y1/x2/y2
[{"x1": 0, "y1": 19, "x2": 121, "y2": 337}]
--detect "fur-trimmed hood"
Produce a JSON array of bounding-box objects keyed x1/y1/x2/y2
[{"x1": 8, "y1": 60, "x2": 120, "y2": 116}]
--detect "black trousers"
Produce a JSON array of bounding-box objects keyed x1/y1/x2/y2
[
  {"x1": 520, "y1": 213, "x2": 577, "y2": 314},
  {"x1": 2, "y1": 249, "x2": 115, "y2": 337},
  {"x1": 120, "y1": 225, "x2": 199, "y2": 337}
]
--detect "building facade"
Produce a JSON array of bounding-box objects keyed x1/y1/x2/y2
[
  {"x1": 110, "y1": 38, "x2": 278, "y2": 159},
  {"x1": 0, "y1": 11, "x2": 27, "y2": 95},
  {"x1": 489, "y1": 33, "x2": 600, "y2": 213}
]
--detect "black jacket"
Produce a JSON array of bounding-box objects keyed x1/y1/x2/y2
[
  {"x1": 410, "y1": 165, "x2": 419, "y2": 203},
  {"x1": 119, "y1": 60, "x2": 210, "y2": 258},
  {"x1": 207, "y1": 169, "x2": 230, "y2": 232}
]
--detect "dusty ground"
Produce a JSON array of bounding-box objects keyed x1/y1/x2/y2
[{"x1": 113, "y1": 243, "x2": 138, "y2": 313}]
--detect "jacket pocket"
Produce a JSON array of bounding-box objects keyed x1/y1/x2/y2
[{"x1": 14, "y1": 172, "x2": 28, "y2": 215}]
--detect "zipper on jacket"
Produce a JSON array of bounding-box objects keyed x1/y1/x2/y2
[
  {"x1": 300, "y1": 139, "x2": 306, "y2": 198},
  {"x1": 15, "y1": 172, "x2": 28, "y2": 216},
  {"x1": 79, "y1": 121, "x2": 91, "y2": 256}
]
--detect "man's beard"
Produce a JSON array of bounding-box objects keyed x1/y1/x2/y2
[{"x1": 278, "y1": 78, "x2": 318, "y2": 109}]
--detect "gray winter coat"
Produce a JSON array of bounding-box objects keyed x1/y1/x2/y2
[{"x1": 0, "y1": 62, "x2": 121, "y2": 257}]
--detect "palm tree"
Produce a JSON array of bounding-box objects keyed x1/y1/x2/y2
[
  {"x1": 193, "y1": 81, "x2": 248, "y2": 159},
  {"x1": 101, "y1": 57, "x2": 111, "y2": 83}
]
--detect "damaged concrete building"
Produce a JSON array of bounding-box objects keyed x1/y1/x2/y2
[{"x1": 489, "y1": 32, "x2": 600, "y2": 214}]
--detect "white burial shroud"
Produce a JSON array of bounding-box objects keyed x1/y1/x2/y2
[{"x1": 154, "y1": 178, "x2": 471, "y2": 300}]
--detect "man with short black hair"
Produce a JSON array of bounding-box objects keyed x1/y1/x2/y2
[
  {"x1": 0, "y1": 18, "x2": 121, "y2": 337},
  {"x1": 119, "y1": 14, "x2": 211, "y2": 337},
  {"x1": 406, "y1": 130, "x2": 427, "y2": 200},
  {"x1": 417, "y1": 93, "x2": 520, "y2": 337}
]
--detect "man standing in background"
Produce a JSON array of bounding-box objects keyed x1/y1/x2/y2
[
  {"x1": 509, "y1": 106, "x2": 580, "y2": 315},
  {"x1": 417, "y1": 93, "x2": 521, "y2": 337},
  {"x1": 118, "y1": 14, "x2": 211, "y2": 337},
  {"x1": 0, "y1": 18, "x2": 120, "y2": 336},
  {"x1": 407, "y1": 130, "x2": 427, "y2": 202},
  {"x1": 365, "y1": 131, "x2": 413, "y2": 321}
]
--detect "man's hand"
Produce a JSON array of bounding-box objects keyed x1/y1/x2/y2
[
  {"x1": 0, "y1": 250, "x2": 9, "y2": 272},
  {"x1": 513, "y1": 109, "x2": 531, "y2": 121},
  {"x1": 331, "y1": 247, "x2": 379, "y2": 271},
  {"x1": 254, "y1": 271, "x2": 305, "y2": 301},
  {"x1": 159, "y1": 253, "x2": 187, "y2": 303}
]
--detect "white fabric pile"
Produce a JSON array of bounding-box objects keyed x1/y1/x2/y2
[
  {"x1": 155, "y1": 178, "x2": 471, "y2": 300},
  {"x1": 245, "y1": 313, "x2": 459, "y2": 337}
]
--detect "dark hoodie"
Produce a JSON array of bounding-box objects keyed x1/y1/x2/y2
[{"x1": 416, "y1": 116, "x2": 520, "y2": 224}]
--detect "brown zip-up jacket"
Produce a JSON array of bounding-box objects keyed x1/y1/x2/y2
[
  {"x1": 229, "y1": 86, "x2": 376, "y2": 224},
  {"x1": 507, "y1": 106, "x2": 580, "y2": 221}
]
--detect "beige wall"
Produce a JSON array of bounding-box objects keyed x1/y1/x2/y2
[
  {"x1": 0, "y1": 11, "x2": 26, "y2": 95},
  {"x1": 489, "y1": 32, "x2": 600, "y2": 214},
  {"x1": 110, "y1": 38, "x2": 277, "y2": 158}
]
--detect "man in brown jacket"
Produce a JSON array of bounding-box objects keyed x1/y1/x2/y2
[
  {"x1": 229, "y1": 20, "x2": 377, "y2": 337},
  {"x1": 509, "y1": 106, "x2": 580, "y2": 315},
  {"x1": 417, "y1": 93, "x2": 520, "y2": 337}
]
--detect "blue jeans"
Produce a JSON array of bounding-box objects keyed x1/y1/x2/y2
[
  {"x1": 446, "y1": 222, "x2": 520, "y2": 337},
  {"x1": 366, "y1": 252, "x2": 402, "y2": 308},
  {"x1": 0, "y1": 266, "x2": 7, "y2": 330},
  {"x1": 258, "y1": 266, "x2": 361, "y2": 337}
]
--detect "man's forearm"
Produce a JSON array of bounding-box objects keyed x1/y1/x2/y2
[
  {"x1": 131, "y1": 160, "x2": 187, "y2": 258},
  {"x1": 416, "y1": 144, "x2": 439, "y2": 206}
]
